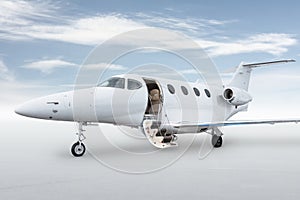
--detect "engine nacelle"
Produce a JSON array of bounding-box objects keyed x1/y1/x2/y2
[{"x1": 222, "y1": 87, "x2": 252, "y2": 106}]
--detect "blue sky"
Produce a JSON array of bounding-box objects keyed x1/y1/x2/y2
[{"x1": 1, "y1": 0, "x2": 300, "y2": 118}]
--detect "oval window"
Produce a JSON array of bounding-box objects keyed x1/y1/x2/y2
[
  {"x1": 167, "y1": 84, "x2": 175, "y2": 94},
  {"x1": 204, "y1": 89, "x2": 211, "y2": 98},
  {"x1": 193, "y1": 87, "x2": 200, "y2": 96},
  {"x1": 181, "y1": 86, "x2": 188, "y2": 95}
]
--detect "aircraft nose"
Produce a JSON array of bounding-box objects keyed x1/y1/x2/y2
[
  {"x1": 14, "y1": 93, "x2": 73, "y2": 121},
  {"x1": 15, "y1": 100, "x2": 36, "y2": 117}
]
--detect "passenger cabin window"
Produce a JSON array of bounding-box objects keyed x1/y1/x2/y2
[
  {"x1": 98, "y1": 77, "x2": 125, "y2": 89},
  {"x1": 204, "y1": 89, "x2": 211, "y2": 98},
  {"x1": 167, "y1": 84, "x2": 175, "y2": 94},
  {"x1": 181, "y1": 86, "x2": 188, "y2": 95},
  {"x1": 127, "y1": 79, "x2": 142, "y2": 90},
  {"x1": 193, "y1": 87, "x2": 200, "y2": 96}
]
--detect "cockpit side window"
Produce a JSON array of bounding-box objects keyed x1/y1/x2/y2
[
  {"x1": 127, "y1": 79, "x2": 142, "y2": 90},
  {"x1": 98, "y1": 77, "x2": 125, "y2": 89}
]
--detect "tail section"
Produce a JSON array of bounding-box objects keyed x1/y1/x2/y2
[{"x1": 229, "y1": 59, "x2": 295, "y2": 91}]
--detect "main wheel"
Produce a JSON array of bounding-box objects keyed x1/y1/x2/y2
[
  {"x1": 71, "y1": 141, "x2": 86, "y2": 157},
  {"x1": 212, "y1": 135, "x2": 223, "y2": 148}
]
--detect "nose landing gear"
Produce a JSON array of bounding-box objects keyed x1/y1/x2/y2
[{"x1": 71, "y1": 122, "x2": 86, "y2": 157}]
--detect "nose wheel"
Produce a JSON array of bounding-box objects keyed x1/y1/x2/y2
[
  {"x1": 71, "y1": 141, "x2": 86, "y2": 157},
  {"x1": 71, "y1": 122, "x2": 86, "y2": 157}
]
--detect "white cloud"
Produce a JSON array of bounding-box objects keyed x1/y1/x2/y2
[
  {"x1": 179, "y1": 69, "x2": 201, "y2": 75},
  {"x1": 0, "y1": 59, "x2": 14, "y2": 81},
  {"x1": 250, "y1": 68, "x2": 300, "y2": 92},
  {"x1": 22, "y1": 59, "x2": 78, "y2": 74},
  {"x1": 0, "y1": 1, "x2": 146, "y2": 45},
  {"x1": 134, "y1": 12, "x2": 235, "y2": 36},
  {"x1": 197, "y1": 33, "x2": 297, "y2": 57},
  {"x1": 0, "y1": 60, "x2": 8, "y2": 73},
  {"x1": 0, "y1": 0, "x2": 59, "y2": 40},
  {"x1": 0, "y1": 0, "x2": 57, "y2": 24},
  {"x1": 84, "y1": 63, "x2": 127, "y2": 71},
  {"x1": 0, "y1": 0, "x2": 297, "y2": 57},
  {"x1": 21, "y1": 60, "x2": 126, "y2": 74},
  {"x1": 0, "y1": 78, "x2": 66, "y2": 108},
  {"x1": 23, "y1": 15, "x2": 146, "y2": 45}
]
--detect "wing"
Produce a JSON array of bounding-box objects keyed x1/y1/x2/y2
[{"x1": 171, "y1": 119, "x2": 300, "y2": 131}]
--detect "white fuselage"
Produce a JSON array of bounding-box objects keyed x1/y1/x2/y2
[{"x1": 15, "y1": 74, "x2": 241, "y2": 130}]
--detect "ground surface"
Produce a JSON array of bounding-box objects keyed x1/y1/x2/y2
[{"x1": 1, "y1": 110, "x2": 300, "y2": 200}]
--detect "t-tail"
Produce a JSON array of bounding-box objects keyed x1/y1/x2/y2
[{"x1": 229, "y1": 59, "x2": 295, "y2": 91}]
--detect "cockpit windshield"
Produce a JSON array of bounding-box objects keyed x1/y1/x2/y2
[{"x1": 98, "y1": 77, "x2": 125, "y2": 89}]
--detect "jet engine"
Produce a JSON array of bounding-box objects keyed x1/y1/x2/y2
[{"x1": 222, "y1": 87, "x2": 252, "y2": 106}]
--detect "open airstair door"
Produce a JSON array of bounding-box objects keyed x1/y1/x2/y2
[
  {"x1": 142, "y1": 78, "x2": 177, "y2": 148},
  {"x1": 142, "y1": 120, "x2": 177, "y2": 148}
]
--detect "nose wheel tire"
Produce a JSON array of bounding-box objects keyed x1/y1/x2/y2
[
  {"x1": 71, "y1": 141, "x2": 86, "y2": 157},
  {"x1": 212, "y1": 135, "x2": 223, "y2": 148}
]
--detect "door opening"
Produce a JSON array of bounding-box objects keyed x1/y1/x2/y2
[
  {"x1": 142, "y1": 78, "x2": 163, "y2": 117},
  {"x1": 141, "y1": 78, "x2": 177, "y2": 148}
]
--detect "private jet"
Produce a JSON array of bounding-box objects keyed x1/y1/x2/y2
[{"x1": 15, "y1": 59, "x2": 299, "y2": 157}]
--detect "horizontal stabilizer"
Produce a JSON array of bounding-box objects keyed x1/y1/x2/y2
[{"x1": 242, "y1": 59, "x2": 295, "y2": 68}]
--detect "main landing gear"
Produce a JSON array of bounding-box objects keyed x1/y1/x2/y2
[
  {"x1": 211, "y1": 128, "x2": 223, "y2": 148},
  {"x1": 71, "y1": 122, "x2": 86, "y2": 157}
]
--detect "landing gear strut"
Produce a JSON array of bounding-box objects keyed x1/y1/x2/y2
[
  {"x1": 71, "y1": 122, "x2": 86, "y2": 157},
  {"x1": 211, "y1": 128, "x2": 223, "y2": 148}
]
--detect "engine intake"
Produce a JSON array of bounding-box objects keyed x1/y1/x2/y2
[{"x1": 223, "y1": 87, "x2": 252, "y2": 106}]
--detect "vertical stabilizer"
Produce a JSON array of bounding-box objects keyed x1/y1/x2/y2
[{"x1": 229, "y1": 62, "x2": 252, "y2": 91}]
